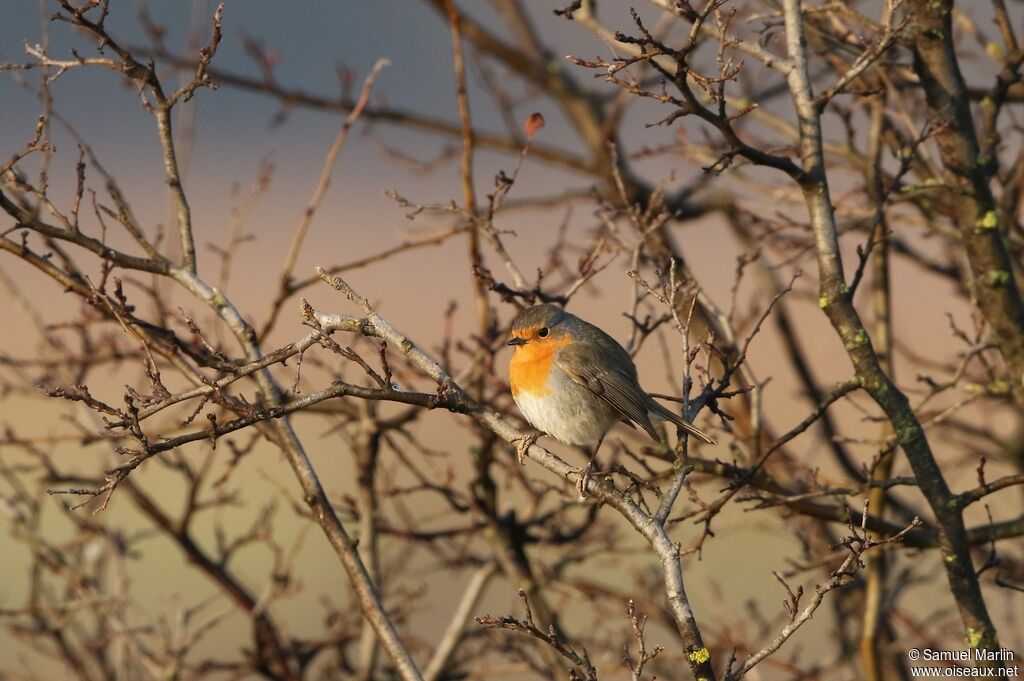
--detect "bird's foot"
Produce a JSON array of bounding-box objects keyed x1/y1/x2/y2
[
  {"x1": 576, "y1": 460, "x2": 594, "y2": 500},
  {"x1": 512, "y1": 430, "x2": 544, "y2": 465}
]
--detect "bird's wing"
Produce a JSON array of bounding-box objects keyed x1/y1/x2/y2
[
  {"x1": 556, "y1": 340, "x2": 717, "y2": 445},
  {"x1": 554, "y1": 342, "x2": 661, "y2": 441}
]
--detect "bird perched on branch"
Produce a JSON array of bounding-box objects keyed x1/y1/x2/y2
[{"x1": 506, "y1": 303, "x2": 715, "y2": 496}]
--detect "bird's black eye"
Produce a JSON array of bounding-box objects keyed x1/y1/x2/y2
[{"x1": 538, "y1": 327, "x2": 549, "y2": 338}]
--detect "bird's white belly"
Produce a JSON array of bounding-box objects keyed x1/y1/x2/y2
[{"x1": 513, "y1": 373, "x2": 616, "y2": 447}]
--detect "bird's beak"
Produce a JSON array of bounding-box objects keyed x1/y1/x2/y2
[{"x1": 507, "y1": 337, "x2": 527, "y2": 347}]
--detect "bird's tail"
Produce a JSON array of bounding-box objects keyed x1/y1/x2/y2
[{"x1": 647, "y1": 399, "x2": 716, "y2": 445}]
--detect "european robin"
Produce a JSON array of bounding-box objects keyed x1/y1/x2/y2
[{"x1": 507, "y1": 303, "x2": 715, "y2": 493}]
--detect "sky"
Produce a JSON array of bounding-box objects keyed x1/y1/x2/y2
[{"x1": 1, "y1": 1, "x2": 1022, "y2": 677}]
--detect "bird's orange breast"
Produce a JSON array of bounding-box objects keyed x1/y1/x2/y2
[{"x1": 508, "y1": 333, "x2": 572, "y2": 397}]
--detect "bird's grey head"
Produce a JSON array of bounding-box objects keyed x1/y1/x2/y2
[{"x1": 507, "y1": 304, "x2": 570, "y2": 346}]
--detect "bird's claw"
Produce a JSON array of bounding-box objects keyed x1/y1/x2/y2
[
  {"x1": 576, "y1": 461, "x2": 594, "y2": 500},
  {"x1": 513, "y1": 430, "x2": 543, "y2": 465}
]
